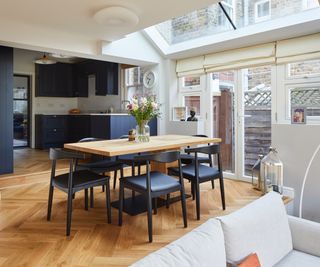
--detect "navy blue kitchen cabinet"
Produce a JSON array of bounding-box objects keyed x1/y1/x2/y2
[
  {"x1": 35, "y1": 60, "x2": 119, "y2": 97},
  {"x1": 35, "y1": 114, "x2": 157, "y2": 149}
]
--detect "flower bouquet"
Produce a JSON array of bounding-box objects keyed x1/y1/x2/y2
[{"x1": 126, "y1": 96, "x2": 160, "y2": 142}]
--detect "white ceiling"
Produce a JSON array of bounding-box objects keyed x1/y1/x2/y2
[{"x1": 0, "y1": 0, "x2": 217, "y2": 41}]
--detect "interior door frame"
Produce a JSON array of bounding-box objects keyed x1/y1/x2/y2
[{"x1": 13, "y1": 74, "x2": 32, "y2": 148}]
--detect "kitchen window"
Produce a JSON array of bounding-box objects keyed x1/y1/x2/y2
[
  {"x1": 255, "y1": 0, "x2": 271, "y2": 22},
  {"x1": 183, "y1": 95, "x2": 201, "y2": 116}
]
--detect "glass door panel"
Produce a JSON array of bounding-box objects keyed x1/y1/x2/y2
[
  {"x1": 241, "y1": 66, "x2": 272, "y2": 177},
  {"x1": 13, "y1": 75, "x2": 30, "y2": 148},
  {"x1": 211, "y1": 71, "x2": 236, "y2": 174}
]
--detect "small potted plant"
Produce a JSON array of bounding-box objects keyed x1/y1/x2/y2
[{"x1": 126, "y1": 96, "x2": 160, "y2": 142}]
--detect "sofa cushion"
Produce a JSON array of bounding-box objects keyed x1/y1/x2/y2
[
  {"x1": 218, "y1": 192, "x2": 292, "y2": 267},
  {"x1": 130, "y1": 219, "x2": 226, "y2": 267},
  {"x1": 274, "y1": 250, "x2": 320, "y2": 267}
]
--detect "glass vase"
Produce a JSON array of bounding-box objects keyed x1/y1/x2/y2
[{"x1": 136, "y1": 120, "x2": 150, "y2": 142}]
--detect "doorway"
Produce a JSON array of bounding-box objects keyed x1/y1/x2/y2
[
  {"x1": 13, "y1": 74, "x2": 31, "y2": 148},
  {"x1": 207, "y1": 66, "x2": 272, "y2": 181}
]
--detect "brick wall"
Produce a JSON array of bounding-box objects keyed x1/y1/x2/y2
[{"x1": 156, "y1": 0, "x2": 315, "y2": 44}]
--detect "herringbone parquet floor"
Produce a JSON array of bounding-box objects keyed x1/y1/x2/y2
[{"x1": 0, "y1": 149, "x2": 261, "y2": 267}]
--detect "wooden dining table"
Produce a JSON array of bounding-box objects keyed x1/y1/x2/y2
[
  {"x1": 64, "y1": 134, "x2": 221, "y2": 173},
  {"x1": 64, "y1": 134, "x2": 221, "y2": 215}
]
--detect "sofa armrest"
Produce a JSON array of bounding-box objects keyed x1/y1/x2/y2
[{"x1": 288, "y1": 215, "x2": 320, "y2": 257}]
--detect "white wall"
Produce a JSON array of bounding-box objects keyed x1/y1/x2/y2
[{"x1": 273, "y1": 124, "x2": 320, "y2": 222}]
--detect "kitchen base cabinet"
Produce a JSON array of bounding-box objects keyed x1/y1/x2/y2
[
  {"x1": 35, "y1": 114, "x2": 158, "y2": 149},
  {"x1": 35, "y1": 115, "x2": 68, "y2": 149}
]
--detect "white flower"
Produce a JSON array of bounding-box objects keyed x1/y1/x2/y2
[
  {"x1": 151, "y1": 102, "x2": 158, "y2": 109},
  {"x1": 140, "y1": 97, "x2": 147, "y2": 105},
  {"x1": 132, "y1": 103, "x2": 138, "y2": 111}
]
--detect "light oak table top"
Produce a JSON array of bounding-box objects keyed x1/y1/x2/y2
[{"x1": 64, "y1": 134, "x2": 221, "y2": 157}]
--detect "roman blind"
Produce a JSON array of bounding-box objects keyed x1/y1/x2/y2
[
  {"x1": 176, "y1": 56, "x2": 204, "y2": 77},
  {"x1": 276, "y1": 33, "x2": 320, "y2": 64},
  {"x1": 204, "y1": 43, "x2": 276, "y2": 72}
]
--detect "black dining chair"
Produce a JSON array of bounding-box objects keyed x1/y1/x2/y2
[
  {"x1": 168, "y1": 144, "x2": 225, "y2": 220},
  {"x1": 75, "y1": 137, "x2": 125, "y2": 208},
  {"x1": 118, "y1": 151, "x2": 187, "y2": 243},
  {"x1": 180, "y1": 135, "x2": 212, "y2": 165},
  {"x1": 180, "y1": 135, "x2": 216, "y2": 190},
  {"x1": 47, "y1": 148, "x2": 112, "y2": 236}
]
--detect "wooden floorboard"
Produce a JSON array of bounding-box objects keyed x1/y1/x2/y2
[{"x1": 0, "y1": 149, "x2": 262, "y2": 266}]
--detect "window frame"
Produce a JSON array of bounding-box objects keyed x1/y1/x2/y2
[
  {"x1": 179, "y1": 75, "x2": 204, "y2": 92},
  {"x1": 254, "y1": 0, "x2": 271, "y2": 23},
  {"x1": 285, "y1": 82, "x2": 320, "y2": 123}
]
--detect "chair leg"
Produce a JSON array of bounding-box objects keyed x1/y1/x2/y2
[
  {"x1": 105, "y1": 181, "x2": 111, "y2": 224},
  {"x1": 47, "y1": 185, "x2": 54, "y2": 221},
  {"x1": 180, "y1": 189, "x2": 187, "y2": 228},
  {"x1": 219, "y1": 177, "x2": 226, "y2": 210},
  {"x1": 118, "y1": 182, "x2": 124, "y2": 226},
  {"x1": 113, "y1": 170, "x2": 117, "y2": 190},
  {"x1": 90, "y1": 187, "x2": 94, "y2": 208},
  {"x1": 191, "y1": 182, "x2": 195, "y2": 200},
  {"x1": 195, "y1": 181, "x2": 201, "y2": 220},
  {"x1": 102, "y1": 185, "x2": 105, "y2": 192},
  {"x1": 211, "y1": 180, "x2": 215, "y2": 189},
  {"x1": 153, "y1": 198, "x2": 158, "y2": 215},
  {"x1": 147, "y1": 195, "x2": 153, "y2": 243},
  {"x1": 84, "y1": 189, "x2": 88, "y2": 211},
  {"x1": 66, "y1": 191, "x2": 73, "y2": 236},
  {"x1": 131, "y1": 164, "x2": 136, "y2": 200},
  {"x1": 166, "y1": 194, "x2": 170, "y2": 209}
]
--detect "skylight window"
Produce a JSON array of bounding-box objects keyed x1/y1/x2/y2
[{"x1": 153, "y1": 0, "x2": 320, "y2": 45}]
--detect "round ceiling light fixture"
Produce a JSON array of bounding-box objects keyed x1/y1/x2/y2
[
  {"x1": 93, "y1": 6, "x2": 139, "y2": 27},
  {"x1": 34, "y1": 54, "x2": 56, "y2": 65}
]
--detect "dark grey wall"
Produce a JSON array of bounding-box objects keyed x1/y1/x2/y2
[{"x1": 0, "y1": 46, "x2": 13, "y2": 174}]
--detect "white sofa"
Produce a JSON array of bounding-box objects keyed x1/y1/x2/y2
[{"x1": 131, "y1": 192, "x2": 320, "y2": 267}]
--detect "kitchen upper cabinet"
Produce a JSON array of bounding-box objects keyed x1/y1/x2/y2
[
  {"x1": 73, "y1": 63, "x2": 88, "y2": 97},
  {"x1": 35, "y1": 64, "x2": 56, "y2": 97},
  {"x1": 35, "y1": 63, "x2": 73, "y2": 97},
  {"x1": 95, "y1": 62, "x2": 119, "y2": 96},
  {"x1": 35, "y1": 60, "x2": 118, "y2": 97}
]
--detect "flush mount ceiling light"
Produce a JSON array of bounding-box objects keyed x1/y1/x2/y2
[
  {"x1": 93, "y1": 6, "x2": 139, "y2": 27},
  {"x1": 50, "y1": 53, "x2": 73, "y2": 59},
  {"x1": 34, "y1": 54, "x2": 56, "y2": 64}
]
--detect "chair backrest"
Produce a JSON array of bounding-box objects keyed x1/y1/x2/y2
[
  {"x1": 134, "y1": 151, "x2": 181, "y2": 164},
  {"x1": 185, "y1": 144, "x2": 220, "y2": 155},
  {"x1": 192, "y1": 134, "x2": 208, "y2": 138},
  {"x1": 78, "y1": 137, "x2": 103, "y2": 143},
  {"x1": 49, "y1": 148, "x2": 85, "y2": 160}
]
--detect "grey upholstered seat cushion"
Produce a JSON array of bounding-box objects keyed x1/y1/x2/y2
[
  {"x1": 274, "y1": 250, "x2": 320, "y2": 267},
  {"x1": 121, "y1": 171, "x2": 181, "y2": 192},
  {"x1": 169, "y1": 164, "x2": 220, "y2": 181}
]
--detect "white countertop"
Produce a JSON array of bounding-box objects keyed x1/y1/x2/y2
[{"x1": 37, "y1": 113, "x2": 130, "y2": 116}]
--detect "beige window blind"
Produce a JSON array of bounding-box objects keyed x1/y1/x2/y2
[
  {"x1": 176, "y1": 56, "x2": 204, "y2": 77},
  {"x1": 276, "y1": 33, "x2": 320, "y2": 64},
  {"x1": 204, "y1": 43, "x2": 276, "y2": 72}
]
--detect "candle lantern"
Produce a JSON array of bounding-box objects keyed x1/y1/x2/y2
[{"x1": 260, "y1": 147, "x2": 284, "y2": 194}]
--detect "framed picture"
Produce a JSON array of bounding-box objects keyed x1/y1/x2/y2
[
  {"x1": 291, "y1": 107, "x2": 307, "y2": 124},
  {"x1": 172, "y1": 107, "x2": 187, "y2": 121}
]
